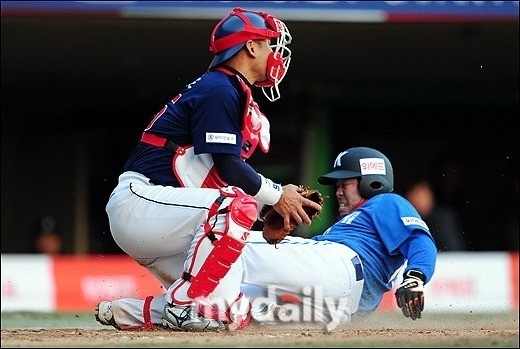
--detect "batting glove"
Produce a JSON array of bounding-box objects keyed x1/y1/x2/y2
[{"x1": 395, "y1": 270, "x2": 425, "y2": 320}]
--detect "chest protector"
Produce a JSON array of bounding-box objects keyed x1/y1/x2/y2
[{"x1": 141, "y1": 68, "x2": 270, "y2": 189}]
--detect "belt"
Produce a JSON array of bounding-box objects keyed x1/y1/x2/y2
[{"x1": 351, "y1": 256, "x2": 363, "y2": 281}]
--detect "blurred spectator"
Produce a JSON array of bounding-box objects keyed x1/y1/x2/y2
[
  {"x1": 405, "y1": 179, "x2": 466, "y2": 251},
  {"x1": 31, "y1": 215, "x2": 63, "y2": 254},
  {"x1": 430, "y1": 150, "x2": 468, "y2": 210},
  {"x1": 429, "y1": 149, "x2": 480, "y2": 249}
]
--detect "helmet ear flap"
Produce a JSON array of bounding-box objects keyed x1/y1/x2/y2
[
  {"x1": 359, "y1": 177, "x2": 393, "y2": 199},
  {"x1": 319, "y1": 147, "x2": 394, "y2": 198}
]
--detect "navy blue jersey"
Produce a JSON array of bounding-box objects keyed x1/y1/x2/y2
[
  {"x1": 312, "y1": 193, "x2": 437, "y2": 314},
  {"x1": 124, "y1": 69, "x2": 245, "y2": 186}
]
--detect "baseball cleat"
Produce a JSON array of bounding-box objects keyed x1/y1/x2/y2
[
  {"x1": 161, "y1": 303, "x2": 224, "y2": 332},
  {"x1": 95, "y1": 301, "x2": 120, "y2": 330},
  {"x1": 250, "y1": 302, "x2": 289, "y2": 323}
]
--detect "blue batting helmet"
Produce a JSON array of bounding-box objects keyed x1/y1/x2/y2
[{"x1": 318, "y1": 147, "x2": 394, "y2": 199}]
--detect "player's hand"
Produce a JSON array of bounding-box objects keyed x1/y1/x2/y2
[
  {"x1": 273, "y1": 184, "x2": 322, "y2": 230},
  {"x1": 395, "y1": 270, "x2": 425, "y2": 320}
]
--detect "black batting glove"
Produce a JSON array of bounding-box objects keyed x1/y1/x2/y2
[{"x1": 395, "y1": 270, "x2": 425, "y2": 320}]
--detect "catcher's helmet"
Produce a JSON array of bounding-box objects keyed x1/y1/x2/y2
[
  {"x1": 209, "y1": 7, "x2": 292, "y2": 101},
  {"x1": 318, "y1": 147, "x2": 394, "y2": 199}
]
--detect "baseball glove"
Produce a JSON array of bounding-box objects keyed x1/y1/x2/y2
[{"x1": 260, "y1": 186, "x2": 324, "y2": 245}]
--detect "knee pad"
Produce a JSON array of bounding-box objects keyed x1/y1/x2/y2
[{"x1": 228, "y1": 189, "x2": 258, "y2": 231}]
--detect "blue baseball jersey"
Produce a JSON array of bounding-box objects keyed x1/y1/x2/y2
[
  {"x1": 312, "y1": 192, "x2": 437, "y2": 315},
  {"x1": 124, "y1": 69, "x2": 244, "y2": 186}
]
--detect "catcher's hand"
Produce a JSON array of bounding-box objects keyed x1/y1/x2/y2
[
  {"x1": 395, "y1": 270, "x2": 425, "y2": 320},
  {"x1": 260, "y1": 185, "x2": 324, "y2": 245}
]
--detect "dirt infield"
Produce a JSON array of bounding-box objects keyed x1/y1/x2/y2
[{"x1": 2, "y1": 311, "x2": 518, "y2": 347}]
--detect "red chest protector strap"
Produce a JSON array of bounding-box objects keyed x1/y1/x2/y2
[{"x1": 215, "y1": 66, "x2": 269, "y2": 159}]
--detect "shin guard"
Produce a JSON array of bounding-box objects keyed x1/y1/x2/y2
[{"x1": 186, "y1": 187, "x2": 257, "y2": 300}]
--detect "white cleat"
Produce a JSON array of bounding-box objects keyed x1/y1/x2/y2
[
  {"x1": 251, "y1": 302, "x2": 289, "y2": 323},
  {"x1": 95, "y1": 301, "x2": 120, "y2": 330}
]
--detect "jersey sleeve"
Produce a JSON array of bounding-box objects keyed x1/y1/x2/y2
[
  {"x1": 398, "y1": 233, "x2": 437, "y2": 283},
  {"x1": 212, "y1": 153, "x2": 261, "y2": 195},
  {"x1": 372, "y1": 194, "x2": 433, "y2": 253},
  {"x1": 191, "y1": 82, "x2": 243, "y2": 156}
]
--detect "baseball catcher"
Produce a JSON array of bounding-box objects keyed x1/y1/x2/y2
[
  {"x1": 98, "y1": 6, "x2": 325, "y2": 333},
  {"x1": 260, "y1": 186, "x2": 324, "y2": 245}
]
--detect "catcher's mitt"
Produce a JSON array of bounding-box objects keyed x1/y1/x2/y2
[{"x1": 260, "y1": 186, "x2": 324, "y2": 245}]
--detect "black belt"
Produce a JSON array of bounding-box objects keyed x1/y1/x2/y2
[{"x1": 351, "y1": 256, "x2": 363, "y2": 281}]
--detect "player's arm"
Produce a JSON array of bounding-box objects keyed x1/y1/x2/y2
[
  {"x1": 212, "y1": 153, "x2": 262, "y2": 194},
  {"x1": 395, "y1": 232, "x2": 437, "y2": 320},
  {"x1": 398, "y1": 232, "x2": 437, "y2": 283},
  {"x1": 212, "y1": 153, "x2": 321, "y2": 228}
]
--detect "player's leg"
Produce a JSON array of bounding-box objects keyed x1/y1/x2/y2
[
  {"x1": 95, "y1": 295, "x2": 167, "y2": 330},
  {"x1": 102, "y1": 172, "x2": 234, "y2": 329},
  {"x1": 241, "y1": 231, "x2": 364, "y2": 327},
  {"x1": 94, "y1": 254, "x2": 185, "y2": 330},
  {"x1": 164, "y1": 186, "x2": 258, "y2": 331},
  {"x1": 106, "y1": 173, "x2": 223, "y2": 260}
]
